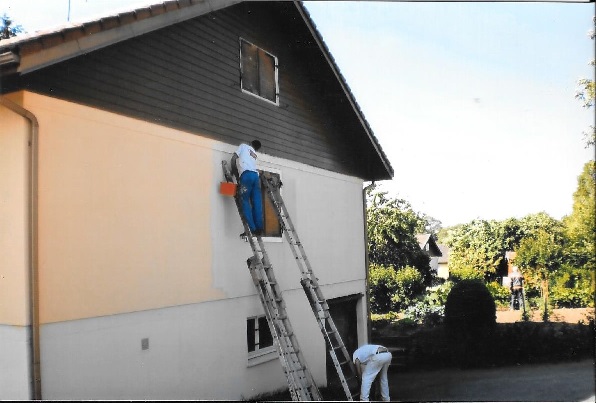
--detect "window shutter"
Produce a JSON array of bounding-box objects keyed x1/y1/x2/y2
[
  {"x1": 258, "y1": 49, "x2": 276, "y2": 102},
  {"x1": 241, "y1": 41, "x2": 259, "y2": 94}
]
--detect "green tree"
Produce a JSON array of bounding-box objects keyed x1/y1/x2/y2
[
  {"x1": 443, "y1": 213, "x2": 563, "y2": 283},
  {"x1": 575, "y1": 16, "x2": 595, "y2": 147},
  {"x1": 391, "y1": 266, "x2": 425, "y2": 311},
  {"x1": 562, "y1": 161, "x2": 596, "y2": 271},
  {"x1": 514, "y1": 228, "x2": 565, "y2": 321},
  {"x1": 366, "y1": 189, "x2": 432, "y2": 284},
  {"x1": 369, "y1": 264, "x2": 399, "y2": 314},
  {"x1": 0, "y1": 13, "x2": 24, "y2": 40},
  {"x1": 445, "y1": 219, "x2": 507, "y2": 281}
]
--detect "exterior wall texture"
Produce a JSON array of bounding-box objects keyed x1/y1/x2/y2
[
  {"x1": 0, "y1": 100, "x2": 32, "y2": 399},
  {"x1": 19, "y1": 2, "x2": 388, "y2": 181},
  {"x1": 0, "y1": 91, "x2": 368, "y2": 399}
]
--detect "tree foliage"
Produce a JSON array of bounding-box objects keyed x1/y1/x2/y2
[
  {"x1": 369, "y1": 264, "x2": 399, "y2": 314},
  {"x1": 443, "y1": 219, "x2": 508, "y2": 280},
  {"x1": 367, "y1": 159, "x2": 595, "y2": 314},
  {"x1": 562, "y1": 160, "x2": 596, "y2": 271},
  {"x1": 575, "y1": 16, "x2": 595, "y2": 147},
  {"x1": 514, "y1": 228, "x2": 565, "y2": 320},
  {"x1": 366, "y1": 188, "x2": 432, "y2": 284},
  {"x1": 0, "y1": 13, "x2": 24, "y2": 40},
  {"x1": 443, "y1": 212, "x2": 565, "y2": 283}
]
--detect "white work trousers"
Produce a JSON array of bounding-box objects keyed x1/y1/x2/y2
[{"x1": 360, "y1": 351, "x2": 392, "y2": 401}]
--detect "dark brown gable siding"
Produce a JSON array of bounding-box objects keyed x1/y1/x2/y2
[{"x1": 20, "y1": 2, "x2": 385, "y2": 179}]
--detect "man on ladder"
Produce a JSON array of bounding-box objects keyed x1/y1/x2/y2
[{"x1": 231, "y1": 139, "x2": 264, "y2": 237}]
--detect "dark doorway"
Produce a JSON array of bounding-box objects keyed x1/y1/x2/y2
[{"x1": 326, "y1": 294, "x2": 360, "y2": 389}]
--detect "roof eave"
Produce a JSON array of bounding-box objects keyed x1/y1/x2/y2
[
  {"x1": 294, "y1": 1, "x2": 394, "y2": 181},
  {"x1": 0, "y1": 0, "x2": 242, "y2": 76}
]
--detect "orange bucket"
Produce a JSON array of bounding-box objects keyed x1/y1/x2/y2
[{"x1": 219, "y1": 182, "x2": 237, "y2": 196}]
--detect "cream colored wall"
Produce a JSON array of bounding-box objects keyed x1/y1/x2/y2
[
  {"x1": 0, "y1": 101, "x2": 30, "y2": 326},
  {"x1": 0, "y1": 99, "x2": 33, "y2": 399},
  {"x1": 13, "y1": 92, "x2": 225, "y2": 324},
  {"x1": 437, "y1": 263, "x2": 449, "y2": 280}
]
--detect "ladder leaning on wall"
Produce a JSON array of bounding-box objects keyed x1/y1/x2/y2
[
  {"x1": 222, "y1": 161, "x2": 321, "y2": 401},
  {"x1": 221, "y1": 161, "x2": 360, "y2": 401}
]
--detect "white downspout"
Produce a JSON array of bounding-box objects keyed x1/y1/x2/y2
[
  {"x1": 362, "y1": 181, "x2": 375, "y2": 343},
  {"x1": 0, "y1": 96, "x2": 41, "y2": 400}
]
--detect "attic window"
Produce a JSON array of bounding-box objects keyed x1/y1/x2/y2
[{"x1": 240, "y1": 39, "x2": 279, "y2": 105}]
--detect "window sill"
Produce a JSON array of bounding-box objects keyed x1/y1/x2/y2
[{"x1": 247, "y1": 346, "x2": 277, "y2": 367}]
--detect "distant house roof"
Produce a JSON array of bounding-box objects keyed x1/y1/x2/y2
[
  {"x1": 0, "y1": 0, "x2": 393, "y2": 180},
  {"x1": 416, "y1": 234, "x2": 442, "y2": 258},
  {"x1": 437, "y1": 244, "x2": 450, "y2": 264}
]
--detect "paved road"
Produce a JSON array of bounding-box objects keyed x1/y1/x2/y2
[{"x1": 389, "y1": 359, "x2": 595, "y2": 402}]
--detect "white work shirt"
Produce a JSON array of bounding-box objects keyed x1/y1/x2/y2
[
  {"x1": 235, "y1": 143, "x2": 258, "y2": 177},
  {"x1": 353, "y1": 344, "x2": 383, "y2": 365}
]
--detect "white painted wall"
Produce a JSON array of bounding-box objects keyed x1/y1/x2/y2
[
  {"x1": 0, "y1": 325, "x2": 32, "y2": 399},
  {"x1": 3, "y1": 92, "x2": 369, "y2": 399}
]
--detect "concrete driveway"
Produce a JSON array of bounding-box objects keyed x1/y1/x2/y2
[{"x1": 389, "y1": 359, "x2": 595, "y2": 402}]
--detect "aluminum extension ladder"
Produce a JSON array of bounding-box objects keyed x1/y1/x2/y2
[
  {"x1": 222, "y1": 161, "x2": 322, "y2": 401},
  {"x1": 259, "y1": 171, "x2": 361, "y2": 401}
]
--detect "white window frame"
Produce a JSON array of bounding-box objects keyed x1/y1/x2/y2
[
  {"x1": 247, "y1": 315, "x2": 277, "y2": 366},
  {"x1": 239, "y1": 38, "x2": 279, "y2": 106}
]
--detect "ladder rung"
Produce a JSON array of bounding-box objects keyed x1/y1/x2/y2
[{"x1": 337, "y1": 358, "x2": 351, "y2": 366}]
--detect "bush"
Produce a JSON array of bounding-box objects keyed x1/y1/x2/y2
[
  {"x1": 369, "y1": 264, "x2": 425, "y2": 313},
  {"x1": 426, "y1": 281, "x2": 454, "y2": 307},
  {"x1": 392, "y1": 266, "x2": 425, "y2": 311},
  {"x1": 449, "y1": 265, "x2": 484, "y2": 281},
  {"x1": 369, "y1": 264, "x2": 399, "y2": 313},
  {"x1": 444, "y1": 279, "x2": 496, "y2": 333},
  {"x1": 399, "y1": 320, "x2": 595, "y2": 370},
  {"x1": 550, "y1": 267, "x2": 595, "y2": 308},
  {"x1": 404, "y1": 301, "x2": 444, "y2": 326},
  {"x1": 486, "y1": 281, "x2": 511, "y2": 309},
  {"x1": 444, "y1": 279, "x2": 497, "y2": 367},
  {"x1": 551, "y1": 287, "x2": 594, "y2": 308}
]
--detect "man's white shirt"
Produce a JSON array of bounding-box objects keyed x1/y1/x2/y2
[{"x1": 236, "y1": 143, "x2": 258, "y2": 176}]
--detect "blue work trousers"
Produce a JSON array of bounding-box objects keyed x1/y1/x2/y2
[{"x1": 239, "y1": 171, "x2": 263, "y2": 232}]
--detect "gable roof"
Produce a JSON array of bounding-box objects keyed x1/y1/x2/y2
[
  {"x1": 0, "y1": 0, "x2": 393, "y2": 181},
  {"x1": 416, "y1": 234, "x2": 442, "y2": 258}
]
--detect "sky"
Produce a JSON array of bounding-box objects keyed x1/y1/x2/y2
[{"x1": 1, "y1": 0, "x2": 595, "y2": 227}]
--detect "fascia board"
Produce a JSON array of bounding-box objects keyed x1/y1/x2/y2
[{"x1": 18, "y1": 0, "x2": 242, "y2": 75}]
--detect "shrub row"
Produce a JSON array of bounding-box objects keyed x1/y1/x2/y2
[{"x1": 380, "y1": 320, "x2": 595, "y2": 370}]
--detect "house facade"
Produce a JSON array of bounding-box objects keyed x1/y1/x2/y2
[
  {"x1": 0, "y1": 1, "x2": 392, "y2": 400},
  {"x1": 416, "y1": 234, "x2": 442, "y2": 276},
  {"x1": 437, "y1": 244, "x2": 450, "y2": 280}
]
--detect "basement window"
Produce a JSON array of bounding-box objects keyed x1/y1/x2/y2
[
  {"x1": 247, "y1": 315, "x2": 276, "y2": 365},
  {"x1": 240, "y1": 38, "x2": 279, "y2": 105}
]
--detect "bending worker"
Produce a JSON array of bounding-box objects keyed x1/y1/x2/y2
[{"x1": 353, "y1": 344, "x2": 392, "y2": 401}]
